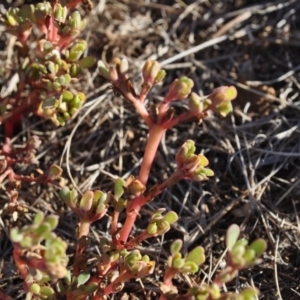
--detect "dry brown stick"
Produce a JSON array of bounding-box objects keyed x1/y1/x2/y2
[{"x1": 212, "y1": 11, "x2": 252, "y2": 38}]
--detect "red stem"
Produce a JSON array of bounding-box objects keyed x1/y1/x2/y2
[
  {"x1": 103, "y1": 270, "x2": 131, "y2": 295},
  {"x1": 118, "y1": 171, "x2": 183, "y2": 248},
  {"x1": 163, "y1": 267, "x2": 177, "y2": 287},
  {"x1": 118, "y1": 124, "x2": 165, "y2": 246},
  {"x1": 157, "y1": 101, "x2": 169, "y2": 124},
  {"x1": 73, "y1": 220, "x2": 91, "y2": 276},
  {"x1": 13, "y1": 248, "x2": 29, "y2": 281},
  {"x1": 118, "y1": 199, "x2": 142, "y2": 248},
  {"x1": 138, "y1": 124, "x2": 166, "y2": 185},
  {"x1": 124, "y1": 171, "x2": 183, "y2": 249},
  {"x1": 57, "y1": 35, "x2": 73, "y2": 50},
  {"x1": 213, "y1": 266, "x2": 239, "y2": 287},
  {"x1": 13, "y1": 174, "x2": 50, "y2": 184},
  {"x1": 48, "y1": 15, "x2": 58, "y2": 44},
  {"x1": 116, "y1": 83, "x2": 153, "y2": 127},
  {"x1": 129, "y1": 96, "x2": 153, "y2": 126},
  {"x1": 164, "y1": 110, "x2": 208, "y2": 129},
  {"x1": 157, "y1": 267, "x2": 178, "y2": 300},
  {"x1": 111, "y1": 210, "x2": 120, "y2": 235},
  {"x1": 76, "y1": 220, "x2": 90, "y2": 255},
  {"x1": 119, "y1": 170, "x2": 183, "y2": 248},
  {"x1": 0, "y1": 91, "x2": 40, "y2": 124},
  {"x1": 144, "y1": 170, "x2": 183, "y2": 200},
  {"x1": 125, "y1": 231, "x2": 151, "y2": 249}
]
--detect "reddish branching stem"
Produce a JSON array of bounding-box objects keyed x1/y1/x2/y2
[
  {"x1": 119, "y1": 170, "x2": 183, "y2": 248},
  {"x1": 138, "y1": 124, "x2": 165, "y2": 185},
  {"x1": 1, "y1": 90, "x2": 40, "y2": 137},
  {"x1": 76, "y1": 220, "x2": 90, "y2": 254},
  {"x1": 111, "y1": 210, "x2": 120, "y2": 236},
  {"x1": 12, "y1": 248, "x2": 31, "y2": 295}
]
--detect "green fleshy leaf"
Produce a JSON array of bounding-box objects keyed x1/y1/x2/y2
[
  {"x1": 20, "y1": 236, "x2": 32, "y2": 248},
  {"x1": 142, "y1": 255, "x2": 150, "y2": 263},
  {"x1": 249, "y1": 238, "x2": 267, "y2": 257},
  {"x1": 79, "y1": 191, "x2": 94, "y2": 212},
  {"x1": 185, "y1": 140, "x2": 196, "y2": 157},
  {"x1": 40, "y1": 286, "x2": 54, "y2": 296},
  {"x1": 216, "y1": 101, "x2": 233, "y2": 117},
  {"x1": 235, "y1": 238, "x2": 248, "y2": 248},
  {"x1": 167, "y1": 256, "x2": 173, "y2": 268},
  {"x1": 44, "y1": 215, "x2": 59, "y2": 230},
  {"x1": 203, "y1": 168, "x2": 214, "y2": 177},
  {"x1": 232, "y1": 245, "x2": 245, "y2": 258},
  {"x1": 60, "y1": 187, "x2": 78, "y2": 210},
  {"x1": 47, "y1": 61, "x2": 56, "y2": 74},
  {"x1": 77, "y1": 273, "x2": 90, "y2": 286},
  {"x1": 172, "y1": 257, "x2": 185, "y2": 269},
  {"x1": 94, "y1": 190, "x2": 107, "y2": 204},
  {"x1": 83, "y1": 283, "x2": 98, "y2": 293},
  {"x1": 98, "y1": 61, "x2": 110, "y2": 79},
  {"x1": 155, "y1": 69, "x2": 166, "y2": 83},
  {"x1": 69, "y1": 189, "x2": 79, "y2": 202},
  {"x1": 33, "y1": 211, "x2": 44, "y2": 226},
  {"x1": 78, "y1": 56, "x2": 96, "y2": 68},
  {"x1": 181, "y1": 261, "x2": 199, "y2": 273},
  {"x1": 64, "y1": 74, "x2": 72, "y2": 86},
  {"x1": 71, "y1": 93, "x2": 84, "y2": 109},
  {"x1": 42, "y1": 97, "x2": 57, "y2": 109},
  {"x1": 7, "y1": 13, "x2": 18, "y2": 26},
  {"x1": 95, "y1": 203, "x2": 106, "y2": 215},
  {"x1": 186, "y1": 246, "x2": 205, "y2": 266},
  {"x1": 147, "y1": 223, "x2": 158, "y2": 235},
  {"x1": 59, "y1": 186, "x2": 70, "y2": 201},
  {"x1": 241, "y1": 287, "x2": 258, "y2": 299},
  {"x1": 70, "y1": 63, "x2": 81, "y2": 77},
  {"x1": 198, "y1": 154, "x2": 209, "y2": 167},
  {"x1": 174, "y1": 77, "x2": 194, "y2": 99},
  {"x1": 243, "y1": 248, "x2": 256, "y2": 263},
  {"x1": 164, "y1": 211, "x2": 178, "y2": 224},
  {"x1": 157, "y1": 221, "x2": 170, "y2": 235},
  {"x1": 226, "y1": 224, "x2": 240, "y2": 251},
  {"x1": 35, "y1": 223, "x2": 51, "y2": 237},
  {"x1": 170, "y1": 239, "x2": 182, "y2": 255},
  {"x1": 69, "y1": 11, "x2": 82, "y2": 29},
  {"x1": 10, "y1": 228, "x2": 22, "y2": 243},
  {"x1": 114, "y1": 178, "x2": 125, "y2": 199},
  {"x1": 62, "y1": 90, "x2": 73, "y2": 102},
  {"x1": 52, "y1": 81, "x2": 61, "y2": 91},
  {"x1": 68, "y1": 41, "x2": 87, "y2": 61},
  {"x1": 224, "y1": 86, "x2": 237, "y2": 101},
  {"x1": 188, "y1": 92, "x2": 202, "y2": 114},
  {"x1": 56, "y1": 75, "x2": 66, "y2": 86},
  {"x1": 151, "y1": 209, "x2": 164, "y2": 222},
  {"x1": 210, "y1": 283, "x2": 221, "y2": 299},
  {"x1": 48, "y1": 164, "x2": 63, "y2": 179},
  {"x1": 218, "y1": 270, "x2": 234, "y2": 284},
  {"x1": 54, "y1": 4, "x2": 67, "y2": 23},
  {"x1": 29, "y1": 283, "x2": 40, "y2": 294},
  {"x1": 44, "y1": 41, "x2": 53, "y2": 51},
  {"x1": 125, "y1": 250, "x2": 141, "y2": 267}
]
